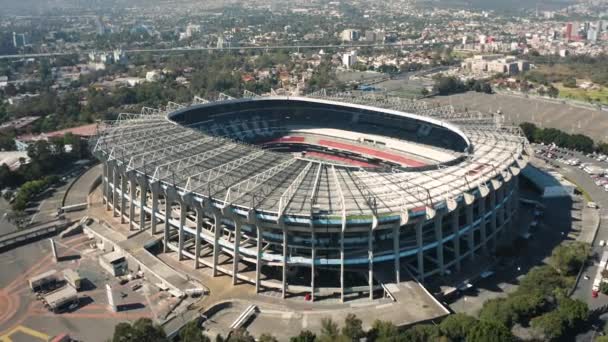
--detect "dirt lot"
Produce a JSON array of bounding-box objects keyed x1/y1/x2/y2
[{"x1": 428, "y1": 92, "x2": 608, "y2": 142}]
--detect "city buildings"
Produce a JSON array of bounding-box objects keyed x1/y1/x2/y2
[
  {"x1": 340, "y1": 29, "x2": 361, "y2": 42},
  {"x1": 461, "y1": 55, "x2": 530, "y2": 76}
]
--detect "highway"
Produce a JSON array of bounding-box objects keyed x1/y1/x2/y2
[{"x1": 0, "y1": 42, "x2": 445, "y2": 60}]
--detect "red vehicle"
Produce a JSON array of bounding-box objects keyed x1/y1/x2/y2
[{"x1": 592, "y1": 290, "x2": 599, "y2": 298}]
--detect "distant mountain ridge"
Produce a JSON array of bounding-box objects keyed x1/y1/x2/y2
[{"x1": 417, "y1": 0, "x2": 576, "y2": 12}]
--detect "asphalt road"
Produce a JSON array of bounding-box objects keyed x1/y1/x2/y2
[{"x1": 547, "y1": 154, "x2": 608, "y2": 308}]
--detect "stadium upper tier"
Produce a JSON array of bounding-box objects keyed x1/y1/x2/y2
[{"x1": 93, "y1": 94, "x2": 530, "y2": 223}]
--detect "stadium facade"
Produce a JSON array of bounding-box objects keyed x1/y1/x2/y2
[{"x1": 93, "y1": 93, "x2": 530, "y2": 301}]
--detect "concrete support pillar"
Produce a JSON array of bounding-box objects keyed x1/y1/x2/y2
[
  {"x1": 506, "y1": 184, "x2": 514, "y2": 235},
  {"x1": 368, "y1": 227, "x2": 374, "y2": 301},
  {"x1": 102, "y1": 162, "x2": 108, "y2": 205},
  {"x1": 490, "y1": 190, "x2": 497, "y2": 249},
  {"x1": 139, "y1": 183, "x2": 147, "y2": 231},
  {"x1": 435, "y1": 214, "x2": 444, "y2": 275},
  {"x1": 497, "y1": 187, "x2": 505, "y2": 227},
  {"x1": 212, "y1": 214, "x2": 221, "y2": 277},
  {"x1": 151, "y1": 190, "x2": 158, "y2": 234},
  {"x1": 163, "y1": 198, "x2": 171, "y2": 253},
  {"x1": 120, "y1": 175, "x2": 127, "y2": 224},
  {"x1": 311, "y1": 228, "x2": 316, "y2": 302},
  {"x1": 479, "y1": 196, "x2": 487, "y2": 255},
  {"x1": 194, "y1": 208, "x2": 202, "y2": 269},
  {"x1": 233, "y1": 221, "x2": 241, "y2": 285},
  {"x1": 178, "y1": 203, "x2": 186, "y2": 261},
  {"x1": 340, "y1": 228, "x2": 345, "y2": 302},
  {"x1": 415, "y1": 221, "x2": 424, "y2": 282},
  {"x1": 393, "y1": 224, "x2": 400, "y2": 283},
  {"x1": 112, "y1": 169, "x2": 119, "y2": 216},
  {"x1": 452, "y1": 207, "x2": 461, "y2": 272},
  {"x1": 465, "y1": 203, "x2": 475, "y2": 261},
  {"x1": 282, "y1": 223, "x2": 288, "y2": 299},
  {"x1": 105, "y1": 164, "x2": 112, "y2": 211},
  {"x1": 129, "y1": 179, "x2": 136, "y2": 230},
  {"x1": 255, "y1": 226, "x2": 263, "y2": 293}
]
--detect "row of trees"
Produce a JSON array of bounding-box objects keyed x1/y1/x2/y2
[
  {"x1": 430, "y1": 76, "x2": 492, "y2": 96},
  {"x1": 478, "y1": 241, "x2": 590, "y2": 341},
  {"x1": 113, "y1": 313, "x2": 516, "y2": 342},
  {"x1": 519, "y1": 122, "x2": 604, "y2": 154}
]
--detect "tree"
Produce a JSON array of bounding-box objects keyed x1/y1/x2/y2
[
  {"x1": 368, "y1": 320, "x2": 399, "y2": 341},
  {"x1": 432, "y1": 76, "x2": 466, "y2": 96},
  {"x1": 0, "y1": 133, "x2": 16, "y2": 151},
  {"x1": 531, "y1": 311, "x2": 565, "y2": 341},
  {"x1": 401, "y1": 324, "x2": 440, "y2": 342},
  {"x1": 289, "y1": 330, "x2": 316, "y2": 342},
  {"x1": 600, "y1": 281, "x2": 608, "y2": 295},
  {"x1": 226, "y1": 328, "x2": 254, "y2": 342},
  {"x1": 519, "y1": 122, "x2": 537, "y2": 142},
  {"x1": 439, "y1": 313, "x2": 477, "y2": 341},
  {"x1": 258, "y1": 333, "x2": 278, "y2": 342},
  {"x1": 563, "y1": 77, "x2": 577, "y2": 88},
  {"x1": 318, "y1": 318, "x2": 342, "y2": 342},
  {"x1": 112, "y1": 318, "x2": 167, "y2": 342},
  {"x1": 479, "y1": 298, "x2": 518, "y2": 328},
  {"x1": 179, "y1": 320, "x2": 210, "y2": 342},
  {"x1": 508, "y1": 293, "x2": 545, "y2": 321},
  {"x1": 341, "y1": 314, "x2": 364, "y2": 340},
  {"x1": 557, "y1": 297, "x2": 588, "y2": 329},
  {"x1": 481, "y1": 82, "x2": 493, "y2": 94},
  {"x1": 516, "y1": 265, "x2": 571, "y2": 298},
  {"x1": 466, "y1": 320, "x2": 514, "y2": 342},
  {"x1": 549, "y1": 242, "x2": 590, "y2": 276},
  {"x1": 547, "y1": 85, "x2": 559, "y2": 98}
]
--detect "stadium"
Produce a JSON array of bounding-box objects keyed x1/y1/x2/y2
[{"x1": 93, "y1": 92, "x2": 530, "y2": 302}]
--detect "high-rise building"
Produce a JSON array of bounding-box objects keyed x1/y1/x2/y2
[
  {"x1": 12, "y1": 32, "x2": 26, "y2": 48},
  {"x1": 342, "y1": 51, "x2": 357, "y2": 68},
  {"x1": 565, "y1": 23, "x2": 573, "y2": 41},
  {"x1": 217, "y1": 36, "x2": 225, "y2": 49},
  {"x1": 340, "y1": 29, "x2": 361, "y2": 42},
  {"x1": 364, "y1": 30, "x2": 379, "y2": 42},
  {"x1": 95, "y1": 16, "x2": 105, "y2": 35},
  {"x1": 587, "y1": 28, "x2": 598, "y2": 42}
]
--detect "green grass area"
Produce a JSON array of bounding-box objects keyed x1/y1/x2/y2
[
  {"x1": 451, "y1": 50, "x2": 475, "y2": 59},
  {"x1": 555, "y1": 83, "x2": 608, "y2": 105}
]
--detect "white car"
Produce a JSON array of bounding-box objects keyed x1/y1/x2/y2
[{"x1": 600, "y1": 240, "x2": 606, "y2": 247}]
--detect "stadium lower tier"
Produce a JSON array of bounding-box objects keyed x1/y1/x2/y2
[{"x1": 101, "y1": 160, "x2": 520, "y2": 301}]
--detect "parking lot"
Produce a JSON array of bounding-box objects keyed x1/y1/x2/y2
[{"x1": 535, "y1": 143, "x2": 608, "y2": 194}]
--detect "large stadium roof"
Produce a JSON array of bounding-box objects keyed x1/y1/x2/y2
[{"x1": 93, "y1": 93, "x2": 530, "y2": 223}]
